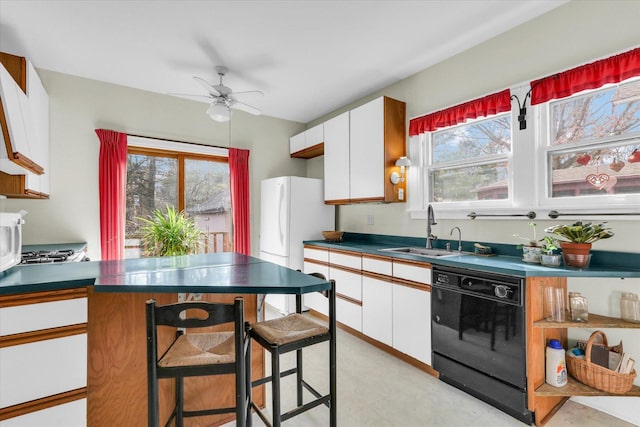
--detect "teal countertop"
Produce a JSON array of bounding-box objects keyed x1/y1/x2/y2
[
  {"x1": 0, "y1": 253, "x2": 330, "y2": 296},
  {"x1": 304, "y1": 233, "x2": 640, "y2": 278}
]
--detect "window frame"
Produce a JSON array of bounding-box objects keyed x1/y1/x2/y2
[{"x1": 535, "y1": 79, "x2": 640, "y2": 212}]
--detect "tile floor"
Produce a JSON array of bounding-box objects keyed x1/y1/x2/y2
[{"x1": 227, "y1": 308, "x2": 636, "y2": 426}]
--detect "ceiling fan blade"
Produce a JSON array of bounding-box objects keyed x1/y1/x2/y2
[
  {"x1": 231, "y1": 90, "x2": 264, "y2": 97},
  {"x1": 168, "y1": 92, "x2": 211, "y2": 100},
  {"x1": 229, "y1": 99, "x2": 261, "y2": 115},
  {"x1": 193, "y1": 76, "x2": 221, "y2": 97}
]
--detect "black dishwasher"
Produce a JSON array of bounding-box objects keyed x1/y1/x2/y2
[{"x1": 431, "y1": 265, "x2": 533, "y2": 425}]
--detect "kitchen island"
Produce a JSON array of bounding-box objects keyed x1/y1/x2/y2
[{"x1": 0, "y1": 253, "x2": 332, "y2": 427}]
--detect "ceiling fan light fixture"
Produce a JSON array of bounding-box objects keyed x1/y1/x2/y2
[{"x1": 206, "y1": 101, "x2": 231, "y2": 122}]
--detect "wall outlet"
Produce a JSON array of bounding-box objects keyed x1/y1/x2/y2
[
  {"x1": 367, "y1": 214, "x2": 375, "y2": 225},
  {"x1": 398, "y1": 188, "x2": 404, "y2": 200}
]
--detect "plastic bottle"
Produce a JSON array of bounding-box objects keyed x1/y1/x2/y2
[{"x1": 545, "y1": 339, "x2": 568, "y2": 387}]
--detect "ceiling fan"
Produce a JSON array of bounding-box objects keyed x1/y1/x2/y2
[{"x1": 189, "y1": 66, "x2": 263, "y2": 122}]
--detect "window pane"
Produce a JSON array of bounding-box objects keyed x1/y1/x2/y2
[
  {"x1": 184, "y1": 159, "x2": 232, "y2": 254},
  {"x1": 432, "y1": 162, "x2": 508, "y2": 202},
  {"x1": 549, "y1": 143, "x2": 640, "y2": 198},
  {"x1": 432, "y1": 114, "x2": 511, "y2": 163},
  {"x1": 550, "y1": 80, "x2": 640, "y2": 146},
  {"x1": 125, "y1": 154, "x2": 178, "y2": 258}
]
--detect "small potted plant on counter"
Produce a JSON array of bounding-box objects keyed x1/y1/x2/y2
[
  {"x1": 540, "y1": 236, "x2": 562, "y2": 267},
  {"x1": 514, "y1": 222, "x2": 542, "y2": 263},
  {"x1": 544, "y1": 221, "x2": 614, "y2": 268}
]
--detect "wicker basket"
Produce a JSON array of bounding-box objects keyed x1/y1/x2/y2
[
  {"x1": 322, "y1": 231, "x2": 344, "y2": 242},
  {"x1": 566, "y1": 330, "x2": 636, "y2": 394}
]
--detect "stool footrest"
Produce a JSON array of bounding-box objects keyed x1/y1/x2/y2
[
  {"x1": 281, "y1": 395, "x2": 331, "y2": 422},
  {"x1": 251, "y1": 367, "x2": 298, "y2": 388},
  {"x1": 301, "y1": 379, "x2": 329, "y2": 407},
  {"x1": 181, "y1": 406, "x2": 237, "y2": 418}
]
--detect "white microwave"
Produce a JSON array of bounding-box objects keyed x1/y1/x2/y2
[{"x1": 0, "y1": 211, "x2": 25, "y2": 272}]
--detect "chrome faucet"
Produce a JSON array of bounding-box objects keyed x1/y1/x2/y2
[
  {"x1": 450, "y1": 226, "x2": 462, "y2": 252},
  {"x1": 426, "y1": 204, "x2": 437, "y2": 249}
]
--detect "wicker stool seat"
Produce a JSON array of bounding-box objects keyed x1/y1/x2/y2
[
  {"x1": 250, "y1": 314, "x2": 328, "y2": 346},
  {"x1": 158, "y1": 332, "x2": 236, "y2": 367}
]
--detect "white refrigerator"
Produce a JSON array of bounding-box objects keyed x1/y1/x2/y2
[{"x1": 259, "y1": 176, "x2": 335, "y2": 314}]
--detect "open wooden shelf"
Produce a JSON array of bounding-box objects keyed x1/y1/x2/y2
[
  {"x1": 535, "y1": 376, "x2": 640, "y2": 397},
  {"x1": 533, "y1": 312, "x2": 640, "y2": 329}
]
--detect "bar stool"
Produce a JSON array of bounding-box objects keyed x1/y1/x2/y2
[
  {"x1": 145, "y1": 297, "x2": 250, "y2": 427},
  {"x1": 247, "y1": 273, "x2": 336, "y2": 426}
]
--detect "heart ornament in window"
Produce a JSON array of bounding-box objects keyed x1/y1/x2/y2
[{"x1": 585, "y1": 173, "x2": 610, "y2": 190}]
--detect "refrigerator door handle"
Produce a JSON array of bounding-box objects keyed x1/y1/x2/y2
[{"x1": 278, "y1": 183, "x2": 285, "y2": 247}]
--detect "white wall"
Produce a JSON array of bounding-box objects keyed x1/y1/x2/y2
[{"x1": 2, "y1": 70, "x2": 307, "y2": 260}]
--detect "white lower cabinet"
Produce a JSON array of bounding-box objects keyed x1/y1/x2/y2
[
  {"x1": 362, "y1": 274, "x2": 393, "y2": 346},
  {"x1": 392, "y1": 284, "x2": 431, "y2": 364},
  {"x1": 303, "y1": 260, "x2": 330, "y2": 316},
  {"x1": 0, "y1": 398, "x2": 86, "y2": 427},
  {"x1": 330, "y1": 266, "x2": 362, "y2": 332}
]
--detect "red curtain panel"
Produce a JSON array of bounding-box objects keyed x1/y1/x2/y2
[
  {"x1": 229, "y1": 148, "x2": 251, "y2": 255},
  {"x1": 95, "y1": 129, "x2": 127, "y2": 260},
  {"x1": 531, "y1": 47, "x2": 640, "y2": 105},
  {"x1": 409, "y1": 89, "x2": 511, "y2": 136}
]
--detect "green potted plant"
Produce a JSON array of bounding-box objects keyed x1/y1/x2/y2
[
  {"x1": 539, "y1": 236, "x2": 561, "y2": 267},
  {"x1": 138, "y1": 205, "x2": 200, "y2": 257},
  {"x1": 514, "y1": 222, "x2": 542, "y2": 263},
  {"x1": 544, "y1": 221, "x2": 614, "y2": 268}
]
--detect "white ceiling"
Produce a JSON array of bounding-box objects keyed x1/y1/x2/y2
[{"x1": 0, "y1": 0, "x2": 566, "y2": 124}]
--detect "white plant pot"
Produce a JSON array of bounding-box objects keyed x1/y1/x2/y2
[{"x1": 522, "y1": 246, "x2": 542, "y2": 263}]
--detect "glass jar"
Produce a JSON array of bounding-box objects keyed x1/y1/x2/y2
[
  {"x1": 620, "y1": 292, "x2": 640, "y2": 323},
  {"x1": 569, "y1": 292, "x2": 589, "y2": 322}
]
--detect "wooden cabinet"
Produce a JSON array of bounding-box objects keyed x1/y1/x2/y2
[
  {"x1": 324, "y1": 96, "x2": 406, "y2": 204},
  {"x1": 526, "y1": 277, "x2": 640, "y2": 426},
  {"x1": 290, "y1": 123, "x2": 324, "y2": 159},
  {"x1": 348, "y1": 96, "x2": 406, "y2": 204},
  {"x1": 0, "y1": 288, "x2": 87, "y2": 424},
  {"x1": 0, "y1": 52, "x2": 49, "y2": 199}
]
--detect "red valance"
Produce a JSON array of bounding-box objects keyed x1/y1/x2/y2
[
  {"x1": 530, "y1": 47, "x2": 640, "y2": 105},
  {"x1": 409, "y1": 89, "x2": 511, "y2": 136}
]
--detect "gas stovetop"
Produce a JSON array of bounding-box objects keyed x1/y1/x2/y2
[{"x1": 20, "y1": 249, "x2": 83, "y2": 264}]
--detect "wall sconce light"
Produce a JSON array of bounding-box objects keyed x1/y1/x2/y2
[{"x1": 390, "y1": 156, "x2": 411, "y2": 184}]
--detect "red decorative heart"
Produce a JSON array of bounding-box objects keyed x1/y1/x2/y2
[{"x1": 585, "y1": 173, "x2": 610, "y2": 190}]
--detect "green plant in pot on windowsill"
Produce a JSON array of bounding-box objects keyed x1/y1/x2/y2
[
  {"x1": 138, "y1": 205, "x2": 200, "y2": 257},
  {"x1": 514, "y1": 222, "x2": 542, "y2": 263},
  {"x1": 544, "y1": 221, "x2": 614, "y2": 268},
  {"x1": 539, "y1": 236, "x2": 562, "y2": 267}
]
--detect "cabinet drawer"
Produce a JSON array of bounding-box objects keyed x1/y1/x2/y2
[
  {"x1": 336, "y1": 298, "x2": 362, "y2": 332},
  {"x1": 362, "y1": 255, "x2": 392, "y2": 276},
  {"x1": 303, "y1": 260, "x2": 329, "y2": 279},
  {"x1": 329, "y1": 251, "x2": 361, "y2": 270},
  {"x1": 0, "y1": 398, "x2": 86, "y2": 427},
  {"x1": 393, "y1": 260, "x2": 431, "y2": 285},
  {"x1": 0, "y1": 298, "x2": 87, "y2": 336},
  {"x1": 330, "y1": 267, "x2": 362, "y2": 301},
  {"x1": 0, "y1": 334, "x2": 87, "y2": 408},
  {"x1": 304, "y1": 247, "x2": 329, "y2": 263}
]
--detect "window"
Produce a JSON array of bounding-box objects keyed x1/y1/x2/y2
[
  {"x1": 427, "y1": 113, "x2": 512, "y2": 205},
  {"x1": 125, "y1": 136, "x2": 231, "y2": 258},
  {"x1": 539, "y1": 78, "x2": 640, "y2": 206}
]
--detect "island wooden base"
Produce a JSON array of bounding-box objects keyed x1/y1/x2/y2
[{"x1": 87, "y1": 289, "x2": 264, "y2": 427}]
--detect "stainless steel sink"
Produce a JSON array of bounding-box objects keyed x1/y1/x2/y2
[{"x1": 378, "y1": 247, "x2": 459, "y2": 258}]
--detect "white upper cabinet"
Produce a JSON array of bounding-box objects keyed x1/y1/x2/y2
[
  {"x1": 0, "y1": 52, "x2": 49, "y2": 198},
  {"x1": 324, "y1": 96, "x2": 406, "y2": 204},
  {"x1": 323, "y1": 111, "x2": 350, "y2": 203},
  {"x1": 289, "y1": 123, "x2": 324, "y2": 159}
]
